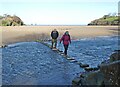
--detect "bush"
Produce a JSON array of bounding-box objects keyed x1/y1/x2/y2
[
  {"x1": 1, "y1": 20, "x2": 10, "y2": 26},
  {"x1": 12, "y1": 22, "x2": 18, "y2": 26}
]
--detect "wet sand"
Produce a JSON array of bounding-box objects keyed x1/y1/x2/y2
[{"x1": 0, "y1": 26, "x2": 118, "y2": 46}]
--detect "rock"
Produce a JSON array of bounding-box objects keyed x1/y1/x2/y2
[
  {"x1": 67, "y1": 57, "x2": 75, "y2": 60},
  {"x1": 73, "y1": 71, "x2": 106, "y2": 86},
  {"x1": 84, "y1": 67, "x2": 94, "y2": 71},
  {"x1": 77, "y1": 62, "x2": 82, "y2": 65},
  {"x1": 70, "y1": 60, "x2": 78, "y2": 63},
  {"x1": 100, "y1": 60, "x2": 120, "y2": 86},
  {"x1": 61, "y1": 54, "x2": 64, "y2": 56},
  {"x1": 72, "y1": 77, "x2": 81, "y2": 86},
  {"x1": 109, "y1": 52, "x2": 120, "y2": 62},
  {"x1": 93, "y1": 67, "x2": 99, "y2": 71},
  {"x1": 114, "y1": 50, "x2": 120, "y2": 52},
  {"x1": 80, "y1": 74, "x2": 84, "y2": 78},
  {"x1": 1, "y1": 45, "x2": 7, "y2": 48},
  {"x1": 80, "y1": 71, "x2": 107, "y2": 86},
  {"x1": 79, "y1": 72, "x2": 89, "y2": 78},
  {"x1": 59, "y1": 50, "x2": 63, "y2": 52},
  {"x1": 80, "y1": 64, "x2": 89, "y2": 68},
  {"x1": 84, "y1": 67, "x2": 99, "y2": 72},
  {"x1": 72, "y1": 52, "x2": 120, "y2": 86},
  {"x1": 99, "y1": 52, "x2": 120, "y2": 86}
]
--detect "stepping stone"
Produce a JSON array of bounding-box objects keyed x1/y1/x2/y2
[
  {"x1": 84, "y1": 67, "x2": 94, "y2": 71},
  {"x1": 40, "y1": 42, "x2": 80, "y2": 64},
  {"x1": 114, "y1": 50, "x2": 120, "y2": 52},
  {"x1": 84, "y1": 67, "x2": 99, "y2": 71},
  {"x1": 77, "y1": 62, "x2": 82, "y2": 65},
  {"x1": 70, "y1": 60, "x2": 78, "y2": 63},
  {"x1": 61, "y1": 52, "x2": 64, "y2": 54},
  {"x1": 93, "y1": 67, "x2": 99, "y2": 71},
  {"x1": 63, "y1": 54, "x2": 67, "y2": 58},
  {"x1": 67, "y1": 58, "x2": 75, "y2": 60},
  {"x1": 61, "y1": 54, "x2": 64, "y2": 56},
  {"x1": 58, "y1": 50, "x2": 63, "y2": 52},
  {"x1": 58, "y1": 52, "x2": 61, "y2": 54},
  {"x1": 52, "y1": 48, "x2": 58, "y2": 51},
  {"x1": 80, "y1": 64, "x2": 89, "y2": 68}
]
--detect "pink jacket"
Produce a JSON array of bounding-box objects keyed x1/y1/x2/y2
[{"x1": 60, "y1": 34, "x2": 71, "y2": 45}]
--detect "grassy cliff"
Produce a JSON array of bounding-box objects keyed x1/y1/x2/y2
[{"x1": 88, "y1": 14, "x2": 119, "y2": 26}]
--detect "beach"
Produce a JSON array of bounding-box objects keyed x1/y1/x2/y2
[{"x1": 0, "y1": 26, "x2": 118, "y2": 46}]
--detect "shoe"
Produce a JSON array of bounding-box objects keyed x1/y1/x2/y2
[
  {"x1": 64, "y1": 53, "x2": 67, "y2": 56},
  {"x1": 51, "y1": 46, "x2": 53, "y2": 49},
  {"x1": 52, "y1": 48, "x2": 57, "y2": 51},
  {"x1": 64, "y1": 54, "x2": 68, "y2": 58}
]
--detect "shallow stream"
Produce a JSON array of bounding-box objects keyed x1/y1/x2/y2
[{"x1": 2, "y1": 35, "x2": 119, "y2": 85}]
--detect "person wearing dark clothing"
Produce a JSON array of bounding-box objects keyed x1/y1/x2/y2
[
  {"x1": 60, "y1": 31, "x2": 71, "y2": 55},
  {"x1": 51, "y1": 29, "x2": 59, "y2": 49}
]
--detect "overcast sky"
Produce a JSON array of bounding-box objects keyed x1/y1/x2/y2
[{"x1": 0, "y1": 0, "x2": 119, "y2": 25}]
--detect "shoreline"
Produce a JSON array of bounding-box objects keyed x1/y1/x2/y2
[
  {"x1": 1, "y1": 35, "x2": 118, "y2": 48},
  {"x1": 0, "y1": 26, "x2": 118, "y2": 47}
]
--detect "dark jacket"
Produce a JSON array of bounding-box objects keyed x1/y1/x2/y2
[
  {"x1": 51, "y1": 31, "x2": 59, "y2": 39},
  {"x1": 60, "y1": 34, "x2": 71, "y2": 45}
]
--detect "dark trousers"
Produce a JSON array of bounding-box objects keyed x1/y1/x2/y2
[{"x1": 64, "y1": 45, "x2": 68, "y2": 55}]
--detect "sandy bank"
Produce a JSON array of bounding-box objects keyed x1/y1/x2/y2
[{"x1": 0, "y1": 26, "x2": 118, "y2": 46}]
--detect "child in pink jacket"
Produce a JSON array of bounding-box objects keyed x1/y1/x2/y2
[{"x1": 60, "y1": 31, "x2": 71, "y2": 55}]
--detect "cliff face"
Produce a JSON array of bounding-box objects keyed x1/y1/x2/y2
[
  {"x1": 0, "y1": 14, "x2": 24, "y2": 26},
  {"x1": 88, "y1": 15, "x2": 119, "y2": 26},
  {"x1": 72, "y1": 51, "x2": 120, "y2": 86}
]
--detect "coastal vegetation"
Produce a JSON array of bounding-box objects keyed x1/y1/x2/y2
[
  {"x1": 0, "y1": 14, "x2": 24, "y2": 26},
  {"x1": 88, "y1": 13, "x2": 119, "y2": 25}
]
